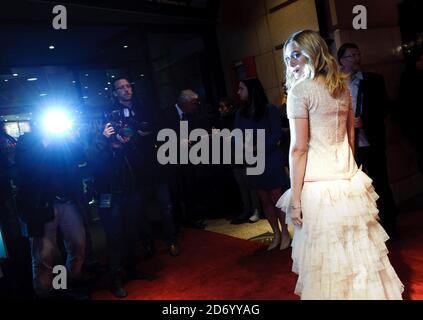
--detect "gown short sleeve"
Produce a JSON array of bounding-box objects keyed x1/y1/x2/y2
[{"x1": 287, "y1": 83, "x2": 309, "y2": 119}]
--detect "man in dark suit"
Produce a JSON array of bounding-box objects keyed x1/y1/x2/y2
[
  {"x1": 338, "y1": 43, "x2": 399, "y2": 239},
  {"x1": 161, "y1": 90, "x2": 207, "y2": 229}
]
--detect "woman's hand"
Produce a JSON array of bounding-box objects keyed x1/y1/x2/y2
[{"x1": 290, "y1": 205, "x2": 303, "y2": 226}]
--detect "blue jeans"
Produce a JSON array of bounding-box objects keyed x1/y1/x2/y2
[{"x1": 30, "y1": 201, "x2": 85, "y2": 297}]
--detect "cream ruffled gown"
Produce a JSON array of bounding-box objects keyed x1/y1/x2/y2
[{"x1": 276, "y1": 79, "x2": 404, "y2": 300}]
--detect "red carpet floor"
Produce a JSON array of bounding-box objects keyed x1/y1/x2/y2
[{"x1": 92, "y1": 209, "x2": 423, "y2": 300}]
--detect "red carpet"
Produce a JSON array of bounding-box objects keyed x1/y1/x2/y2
[
  {"x1": 93, "y1": 210, "x2": 423, "y2": 300},
  {"x1": 388, "y1": 209, "x2": 423, "y2": 300}
]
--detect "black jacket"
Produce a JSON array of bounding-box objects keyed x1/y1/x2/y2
[
  {"x1": 161, "y1": 105, "x2": 210, "y2": 134},
  {"x1": 359, "y1": 72, "x2": 391, "y2": 152},
  {"x1": 160, "y1": 106, "x2": 207, "y2": 169},
  {"x1": 89, "y1": 133, "x2": 138, "y2": 195},
  {"x1": 15, "y1": 132, "x2": 86, "y2": 237},
  {"x1": 101, "y1": 101, "x2": 167, "y2": 187},
  {"x1": 91, "y1": 101, "x2": 161, "y2": 194}
]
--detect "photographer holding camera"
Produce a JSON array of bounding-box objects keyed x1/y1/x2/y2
[
  {"x1": 112, "y1": 77, "x2": 179, "y2": 258},
  {"x1": 89, "y1": 77, "x2": 159, "y2": 298},
  {"x1": 14, "y1": 123, "x2": 87, "y2": 299}
]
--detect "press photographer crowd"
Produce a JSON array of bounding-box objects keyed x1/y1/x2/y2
[{"x1": 0, "y1": 73, "x2": 294, "y2": 299}]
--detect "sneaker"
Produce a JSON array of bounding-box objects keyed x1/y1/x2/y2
[{"x1": 249, "y1": 211, "x2": 261, "y2": 223}]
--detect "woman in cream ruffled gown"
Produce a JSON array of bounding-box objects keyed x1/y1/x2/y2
[{"x1": 276, "y1": 30, "x2": 404, "y2": 300}]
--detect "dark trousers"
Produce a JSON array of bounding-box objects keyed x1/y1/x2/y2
[
  {"x1": 79, "y1": 196, "x2": 96, "y2": 266},
  {"x1": 169, "y1": 165, "x2": 201, "y2": 226},
  {"x1": 139, "y1": 183, "x2": 177, "y2": 245},
  {"x1": 98, "y1": 193, "x2": 141, "y2": 277},
  {"x1": 356, "y1": 147, "x2": 398, "y2": 236}
]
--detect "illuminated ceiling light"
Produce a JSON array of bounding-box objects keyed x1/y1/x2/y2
[
  {"x1": 123, "y1": 45, "x2": 128, "y2": 48},
  {"x1": 13, "y1": 73, "x2": 18, "y2": 77},
  {"x1": 111, "y1": 75, "x2": 115, "y2": 78},
  {"x1": 83, "y1": 96, "x2": 88, "y2": 99},
  {"x1": 27, "y1": 77, "x2": 38, "y2": 81},
  {"x1": 4, "y1": 79, "x2": 8, "y2": 82},
  {"x1": 85, "y1": 74, "x2": 89, "y2": 77},
  {"x1": 40, "y1": 93, "x2": 47, "y2": 97},
  {"x1": 107, "y1": 82, "x2": 111, "y2": 85},
  {"x1": 140, "y1": 74, "x2": 144, "y2": 77},
  {"x1": 84, "y1": 86, "x2": 88, "y2": 89},
  {"x1": 104, "y1": 88, "x2": 108, "y2": 90},
  {"x1": 49, "y1": 45, "x2": 55, "y2": 49}
]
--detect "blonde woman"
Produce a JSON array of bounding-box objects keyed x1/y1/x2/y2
[{"x1": 276, "y1": 30, "x2": 404, "y2": 300}]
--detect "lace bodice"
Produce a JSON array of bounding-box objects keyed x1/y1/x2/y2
[{"x1": 287, "y1": 79, "x2": 358, "y2": 182}]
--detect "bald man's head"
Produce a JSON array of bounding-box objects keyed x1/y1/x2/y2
[{"x1": 178, "y1": 89, "x2": 199, "y2": 114}]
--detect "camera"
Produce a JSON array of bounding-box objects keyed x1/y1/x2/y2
[{"x1": 103, "y1": 109, "x2": 151, "y2": 140}]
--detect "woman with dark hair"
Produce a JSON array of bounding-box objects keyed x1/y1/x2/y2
[
  {"x1": 234, "y1": 78, "x2": 290, "y2": 250},
  {"x1": 215, "y1": 97, "x2": 263, "y2": 224}
]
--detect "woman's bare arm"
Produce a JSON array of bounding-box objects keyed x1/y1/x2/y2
[
  {"x1": 289, "y1": 118, "x2": 309, "y2": 225},
  {"x1": 347, "y1": 96, "x2": 355, "y2": 155}
]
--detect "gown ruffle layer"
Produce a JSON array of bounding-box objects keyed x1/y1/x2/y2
[{"x1": 276, "y1": 168, "x2": 404, "y2": 300}]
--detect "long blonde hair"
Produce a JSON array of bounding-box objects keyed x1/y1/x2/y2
[{"x1": 283, "y1": 30, "x2": 348, "y2": 98}]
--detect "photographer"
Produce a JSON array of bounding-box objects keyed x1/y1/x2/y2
[
  {"x1": 113, "y1": 77, "x2": 179, "y2": 258},
  {"x1": 89, "y1": 77, "x2": 158, "y2": 298},
  {"x1": 14, "y1": 123, "x2": 87, "y2": 299}
]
